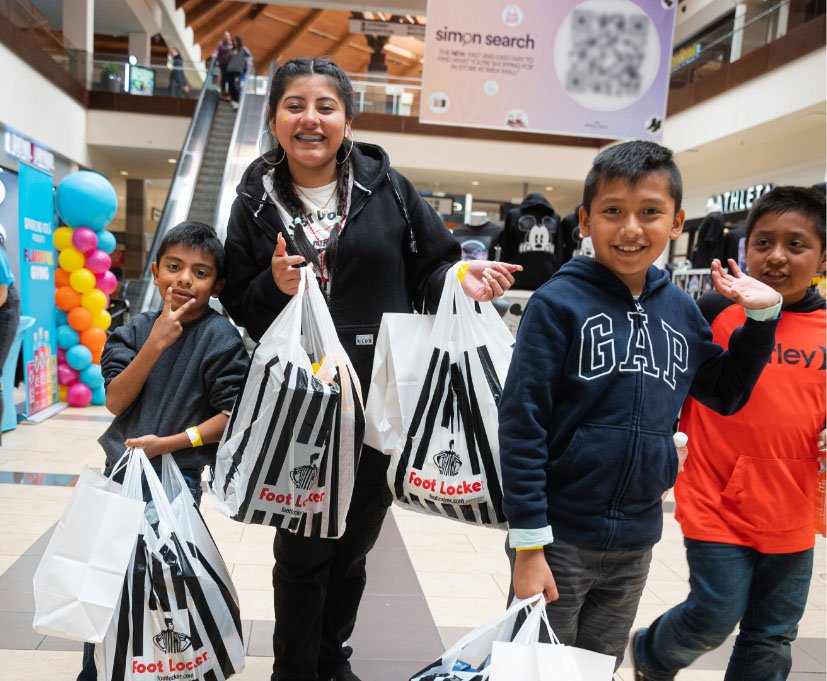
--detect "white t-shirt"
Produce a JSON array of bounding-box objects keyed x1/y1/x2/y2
[{"x1": 264, "y1": 169, "x2": 354, "y2": 290}]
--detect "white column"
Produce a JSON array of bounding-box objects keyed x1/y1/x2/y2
[
  {"x1": 730, "y1": 2, "x2": 747, "y2": 63},
  {"x1": 62, "y1": 0, "x2": 93, "y2": 86},
  {"x1": 128, "y1": 32, "x2": 151, "y2": 65},
  {"x1": 776, "y1": 1, "x2": 790, "y2": 40}
]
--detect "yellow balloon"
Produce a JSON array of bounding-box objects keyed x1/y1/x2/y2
[
  {"x1": 69, "y1": 267, "x2": 96, "y2": 293},
  {"x1": 81, "y1": 288, "x2": 107, "y2": 315},
  {"x1": 58, "y1": 246, "x2": 85, "y2": 272},
  {"x1": 58, "y1": 385, "x2": 68, "y2": 402},
  {"x1": 54, "y1": 227, "x2": 74, "y2": 251},
  {"x1": 92, "y1": 309, "x2": 111, "y2": 331}
]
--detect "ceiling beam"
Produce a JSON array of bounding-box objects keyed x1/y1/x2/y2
[
  {"x1": 183, "y1": 0, "x2": 221, "y2": 27},
  {"x1": 328, "y1": 31, "x2": 355, "y2": 58},
  {"x1": 259, "y1": 8, "x2": 325, "y2": 65},
  {"x1": 179, "y1": 0, "x2": 205, "y2": 13},
  {"x1": 191, "y1": 1, "x2": 235, "y2": 34},
  {"x1": 199, "y1": 2, "x2": 252, "y2": 49}
]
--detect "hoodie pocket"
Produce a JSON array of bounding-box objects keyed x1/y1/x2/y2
[
  {"x1": 547, "y1": 424, "x2": 633, "y2": 515},
  {"x1": 721, "y1": 456, "x2": 817, "y2": 532},
  {"x1": 620, "y1": 430, "x2": 677, "y2": 516},
  {"x1": 337, "y1": 323, "x2": 381, "y2": 394}
]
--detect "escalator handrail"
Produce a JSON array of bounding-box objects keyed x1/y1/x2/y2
[{"x1": 137, "y1": 57, "x2": 220, "y2": 312}]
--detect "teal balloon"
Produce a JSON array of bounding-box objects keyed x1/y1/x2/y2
[
  {"x1": 96, "y1": 229, "x2": 117, "y2": 254},
  {"x1": 56, "y1": 309, "x2": 68, "y2": 326},
  {"x1": 66, "y1": 344, "x2": 92, "y2": 370},
  {"x1": 91, "y1": 385, "x2": 106, "y2": 406},
  {"x1": 79, "y1": 364, "x2": 104, "y2": 389},
  {"x1": 56, "y1": 324, "x2": 79, "y2": 350},
  {"x1": 56, "y1": 171, "x2": 117, "y2": 231}
]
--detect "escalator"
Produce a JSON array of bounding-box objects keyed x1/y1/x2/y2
[{"x1": 123, "y1": 60, "x2": 270, "y2": 316}]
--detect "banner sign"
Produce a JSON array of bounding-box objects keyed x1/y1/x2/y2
[
  {"x1": 18, "y1": 162, "x2": 57, "y2": 417},
  {"x1": 420, "y1": 0, "x2": 677, "y2": 140},
  {"x1": 349, "y1": 19, "x2": 425, "y2": 38}
]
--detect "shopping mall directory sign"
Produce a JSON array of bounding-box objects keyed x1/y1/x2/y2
[{"x1": 420, "y1": 0, "x2": 676, "y2": 140}]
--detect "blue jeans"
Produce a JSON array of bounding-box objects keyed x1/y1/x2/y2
[
  {"x1": 77, "y1": 465, "x2": 203, "y2": 681},
  {"x1": 633, "y1": 538, "x2": 813, "y2": 681}
]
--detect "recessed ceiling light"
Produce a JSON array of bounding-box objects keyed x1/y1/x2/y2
[
  {"x1": 119, "y1": 170, "x2": 128, "y2": 176},
  {"x1": 545, "y1": 185, "x2": 553, "y2": 191},
  {"x1": 471, "y1": 180, "x2": 480, "y2": 186},
  {"x1": 167, "y1": 158, "x2": 176, "y2": 164}
]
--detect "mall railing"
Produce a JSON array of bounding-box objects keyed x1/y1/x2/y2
[
  {"x1": 90, "y1": 59, "x2": 208, "y2": 98},
  {"x1": 670, "y1": 0, "x2": 824, "y2": 88},
  {"x1": 0, "y1": 0, "x2": 88, "y2": 85}
]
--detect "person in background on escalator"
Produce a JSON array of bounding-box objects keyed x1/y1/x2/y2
[
  {"x1": 167, "y1": 47, "x2": 190, "y2": 98},
  {"x1": 212, "y1": 31, "x2": 233, "y2": 99},
  {"x1": 0, "y1": 226, "x2": 19, "y2": 445},
  {"x1": 219, "y1": 57, "x2": 521, "y2": 681},
  {"x1": 225, "y1": 36, "x2": 252, "y2": 109}
]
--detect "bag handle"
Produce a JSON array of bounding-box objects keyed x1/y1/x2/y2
[{"x1": 511, "y1": 595, "x2": 560, "y2": 646}]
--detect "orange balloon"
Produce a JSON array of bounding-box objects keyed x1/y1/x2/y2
[
  {"x1": 67, "y1": 307, "x2": 93, "y2": 332},
  {"x1": 58, "y1": 385, "x2": 68, "y2": 402},
  {"x1": 55, "y1": 268, "x2": 71, "y2": 288},
  {"x1": 91, "y1": 348, "x2": 103, "y2": 365},
  {"x1": 55, "y1": 286, "x2": 82, "y2": 312},
  {"x1": 80, "y1": 327, "x2": 107, "y2": 353}
]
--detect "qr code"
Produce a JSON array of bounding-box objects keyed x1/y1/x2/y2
[
  {"x1": 566, "y1": 9, "x2": 648, "y2": 98},
  {"x1": 554, "y1": 0, "x2": 660, "y2": 113}
]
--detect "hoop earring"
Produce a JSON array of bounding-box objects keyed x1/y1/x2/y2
[
  {"x1": 258, "y1": 131, "x2": 286, "y2": 165},
  {"x1": 336, "y1": 137, "x2": 354, "y2": 166}
]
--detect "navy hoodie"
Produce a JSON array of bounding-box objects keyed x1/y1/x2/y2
[{"x1": 498, "y1": 257, "x2": 778, "y2": 550}]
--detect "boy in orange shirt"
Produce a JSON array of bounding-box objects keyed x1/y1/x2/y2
[{"x1": 631, "y1": 186, "x2": 826, "y2": 681}]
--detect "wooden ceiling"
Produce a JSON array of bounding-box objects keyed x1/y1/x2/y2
[{"x1": 174, "y1": 1, "x2": 425, "y2": 78}]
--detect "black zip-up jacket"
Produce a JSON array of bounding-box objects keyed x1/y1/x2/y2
[
  {"x1": 220, "y1": 142, "x2": 460, "y2": 394},
  {"x1": 499, "y1": 257, "x2": 779, "y2": 550}
]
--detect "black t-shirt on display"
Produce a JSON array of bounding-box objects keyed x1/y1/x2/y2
[{"x1": 452, "y1": 221, "x2": 503, "y2": 261}]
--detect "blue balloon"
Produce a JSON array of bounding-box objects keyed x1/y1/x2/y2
[
  {"x1": 56, "y1": 324, "x2": 79, "y2": 350},
  {"x1": 66, "y1": 344, "x2": 92, "y2": 370},
  {"x1": 91, "y1": 385, "x2": 106, "y2": 406},
  {"x1": 96, "y1": 229, "x2": 117, "y2": 254},
  {"x1": 56, "y1": 309, "x2": 68, "y2": 326},
  {"x1": 56, "y1": 171, "x2": 117, "y2": 231},
  {"x1": 79, "y1": 363, "x2": 104, "y2": 389}
]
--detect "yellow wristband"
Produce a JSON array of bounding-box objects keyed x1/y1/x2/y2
[
  {"x1": 516, "y1": 546, "x2": 543, "y2": 552},
  {"x1": 457, "y1": 262, "x2": 470, "y2": 283},
  {"x1": 186, "y1": 426, "x2": 203, "y2": 448}
]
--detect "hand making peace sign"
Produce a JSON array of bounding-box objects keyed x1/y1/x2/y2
[{"x1": 148, "y1": 287, "x2": 197, "y2": 353}]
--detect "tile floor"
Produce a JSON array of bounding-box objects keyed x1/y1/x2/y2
[{"x1": 0, "y1": 406, "x2": 824, "y2": 680}]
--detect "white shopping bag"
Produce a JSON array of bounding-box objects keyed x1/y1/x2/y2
[
  {"x1": 32, "y1": 460, "x2": 145, "y2": 643},
  {"x1": 364, "y1": 313, "x2": 434, "y2": 455},
  {"x1": 210, "y1": 267, "x2": 364, "y2": 538},
  {"x1": 96, "y1": 450, "x2": 245, "y2": 681},
  {"x1": 410, "y1": 595, "x2": 543, "y2": 680},
  {"x1": 382, "y1": 263, "x2": 513, "y2": 527},
  {"x1": 490, "y1": 598, "x2": 615, "y2": 681}
]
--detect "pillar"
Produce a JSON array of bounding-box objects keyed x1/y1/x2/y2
[
  {"x1": 124, "y1": 179, "x2": 146, "y2": 279},
  {"x1": 62, "y1": 0, "x2": 94, "y2": 86}
]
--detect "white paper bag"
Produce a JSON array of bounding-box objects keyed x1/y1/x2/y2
[
  {"x1": 210, "y1": 267, "x2": 364, "y2": 538},
  {"x1": 32, "y1": 462, "x2": 145, "y2": 643},
  {"x1": 490, "y1": 598, "x2": 615, "y2": 681}
]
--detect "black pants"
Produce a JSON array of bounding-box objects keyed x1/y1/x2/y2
[
  {"x1": 0, "y1": 285, "x2": 20, "y2": 444},
  {"x1": 271, "y1": 446, "x2": 391, "y2": 681},
  {"x1": 226, "y1": 70, "x2": 242, "y2": 102}
]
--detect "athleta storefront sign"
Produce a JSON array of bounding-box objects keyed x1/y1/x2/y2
[{"x1": 706, "y1": 183, "x2": 773, "y2": 214}]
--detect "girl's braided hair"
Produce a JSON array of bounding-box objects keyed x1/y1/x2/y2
[{"x1": 264, "y1": 57, "x2": 355, "y2": 273}]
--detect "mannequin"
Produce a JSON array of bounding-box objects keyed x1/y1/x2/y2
[{"x1": 453, "y1": 211, "x2": 503, "y2": 261}]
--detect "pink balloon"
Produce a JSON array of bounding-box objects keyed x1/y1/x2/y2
[
  {"x1": 72, "y1": 227, "x2": 98, "y2": 254},
  {"x1": 85, "y1": 250, "x2": 112, "y2": 275},
  {"x1": 95, "y1": 270, "x2": 118, "y2": 295},
  {"x1": 58, "y1": 364, "x2": 79, "y2": 386},
  {"x1": 57, "y1": 348, "x2": 67, "y2": 363},
  {"x1": 67, "y1": 382, "x2": 92, "y2": 407}
]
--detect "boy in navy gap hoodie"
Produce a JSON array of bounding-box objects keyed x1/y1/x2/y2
[{"x1": 498, "y1": 141, "x2": 782, "y2": 667}]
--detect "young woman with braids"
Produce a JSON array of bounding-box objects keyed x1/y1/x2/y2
[{"x1": 220, "y1": 57, "x2": 520, "y2": 681}]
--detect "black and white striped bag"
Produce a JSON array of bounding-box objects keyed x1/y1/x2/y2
[
  {"x1": 96, "y1": 451, "x2": 245, "y2": 681},
  {"x1": 386, "y1": 264, "x2": 513, "y2": 527},
  {"x1": 210, "y1": 268, "x2": 364, "y2": 538}
]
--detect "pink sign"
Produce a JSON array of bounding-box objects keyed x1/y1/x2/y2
[{"x1": 420, "y1": 0, "x2": 677, "y2": 140}]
